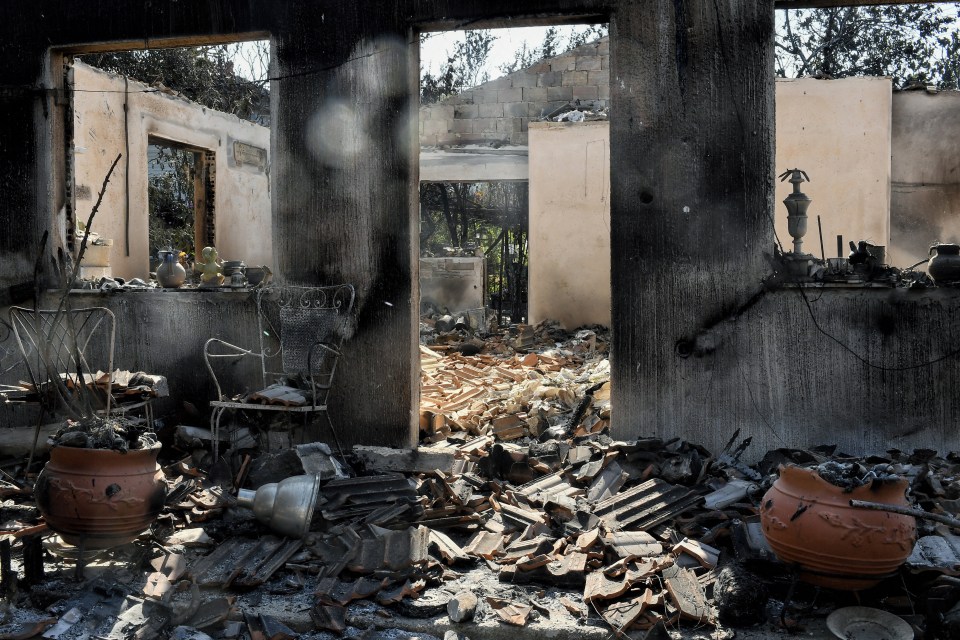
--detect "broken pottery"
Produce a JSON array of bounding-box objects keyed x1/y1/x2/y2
[
  {"x1": 236, "y1": 474, "x2": 321, "y2": 538},
  {"x1": 34, "y1": 442, "x2": 166, "y2": 549},
  {"x1": 759, "y1": 464, "x2": 916, "y2": 590}
]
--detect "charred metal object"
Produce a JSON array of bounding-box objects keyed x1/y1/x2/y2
[{"x1": 236, "y1": 474, "x2": 321, "y2": 538}]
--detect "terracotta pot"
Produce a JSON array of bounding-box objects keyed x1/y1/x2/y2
[
  {"x1": 759, "y1": 465, "x2": 916, "y2": 590},
  {"x1": 35, "y1": 443, "x2": 166, "y2": 549}
]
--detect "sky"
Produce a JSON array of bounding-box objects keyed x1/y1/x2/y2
[{"x1": 419, "y1": 26, "x2": 580, "y2": 81}]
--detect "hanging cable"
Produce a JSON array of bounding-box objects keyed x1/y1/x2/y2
[
  {"x1": 123, "y1": 76, "x2": 131, "y2": 257},
  {"x1": 764, "y1": 206, "x2": 960, "y2": 372}
]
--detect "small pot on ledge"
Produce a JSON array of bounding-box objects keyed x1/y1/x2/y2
[{"x1": 156, "y1": 250, "x2": 186, "y2": 288}]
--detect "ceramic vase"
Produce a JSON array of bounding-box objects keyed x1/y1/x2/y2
[
  {"x1": 34, "y1": 443, "x2": 166, "y2": 549},
  {"x1": 759, "y1": 464, "x2": 916, "y2": 590},
  {"x1": 929, "y1": 243, "x2": 960, "y2": 284},
  {"x1": 156, "y1": 250, "x2": 186, "y2": 288}
]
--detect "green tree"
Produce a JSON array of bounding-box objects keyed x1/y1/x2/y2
[
  {"x1": 775, "y1": 4, "x2": 960, "y2": 89},
  {"x1": 147, "y1": 146, "x2": 195, "y2": 257},
  {"x1": 565, "y1": 24, "x2": 608, "y2": 51},
  {"x1": 421, "y1": 30, "x2": 496, "y2": 103}
]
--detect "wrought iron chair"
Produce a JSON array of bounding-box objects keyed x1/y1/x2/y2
[
  {"x1": 6, "y1": 306, "x2": 116, "y2": 470},
  {"x1": 204, "y1": 284, "x2": 356, "y2": 459}
]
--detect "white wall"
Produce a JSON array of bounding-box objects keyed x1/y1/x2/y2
[
  {"x1": 528, "y1": 121, "x2": 611, "y2": 329},
  {"x1": 890, "y1": 90, "x2": 960, "y2": 268},
  {"x1": 72, "y1": 62, "x2": 272, "y2": 280},
  {"x1": 774, "y1": 77, "x2": 892, "y2": 261},
  {"x1": 524, "y1": 78, "x2": 901, "y2": 330}
]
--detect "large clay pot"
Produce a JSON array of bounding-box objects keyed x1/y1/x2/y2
[
  {"x1": 759, "y1": 465, "x2": 916, "y2": 590},
  {"x1": 35, "y1": 444, "x2": 166, "y2": 549},
  {"x1": 928, "y1": 243, "x2": 960, "y2": 284}
]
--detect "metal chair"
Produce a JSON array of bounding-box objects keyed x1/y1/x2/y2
[
  {"x1": 7, "y1": 306, "x2": 116, "y2": 470},
  {"x1": 204, "y1": 284, "x2": 356, "y2": 459}
]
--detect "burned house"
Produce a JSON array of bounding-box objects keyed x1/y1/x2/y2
[{"x1": 1, "y1": 0, "x2": 960, "y2": 638}]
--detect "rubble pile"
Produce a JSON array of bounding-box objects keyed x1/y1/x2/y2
[
  {"x1": 1, "y1": 324, "x2": 960, "y2": 639},
  {"x1": 420, "y1": 320, "x2": 610, "y2": 443}
]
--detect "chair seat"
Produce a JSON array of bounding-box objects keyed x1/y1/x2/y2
[{"x1": 209, "y1": 399, "x2": 328, "y2": 413}]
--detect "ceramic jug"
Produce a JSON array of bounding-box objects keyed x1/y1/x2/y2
[
  {"x1": 929, "y1": 243, "x2": 960, "y2": 284},
  {"x1": 156, "y1": 249, "x2": 187, "y2": 288}
]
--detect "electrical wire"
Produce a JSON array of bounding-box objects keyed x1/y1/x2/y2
[
  {"x1": 3, "y1": 39, "x2": 400, "y2": 98},
  {"x1": 123, "y1": 76, "x2": 131, "y2": 257},
  {"x1": 735, "y1": 349, "x2": 789, "y2": 447},
  {"x1": 765, "y1": 207, "x2": 960, "y2": 372}
]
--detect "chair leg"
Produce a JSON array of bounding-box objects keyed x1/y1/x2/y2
[
  {"x1": 324, "y1": 411, "x2": 345, "y2": 461},
  {"x1": 26, "y1": 405, "x2": 45, "y2": 478},
  {"x1": 211, "y1": 407, "x2": 226, "y2": 461}
]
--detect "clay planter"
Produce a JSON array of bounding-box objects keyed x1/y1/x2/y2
[
  {"x1": 759, "y1": 465, "x2": 916, "y2": 590},
  {"x1": 35, "y1": 443, "x2": 166, "y2": 549}
]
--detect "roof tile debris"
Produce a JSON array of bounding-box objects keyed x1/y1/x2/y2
[{"x1": 2, "y1": 321, "x2": 960, "y2": 639}]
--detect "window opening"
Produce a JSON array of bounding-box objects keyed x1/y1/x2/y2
[
  {"x1": 147, "y1": 140, "x2": 213, "y2": 273},
  {"x1": 67, "y1": 40, "x2": 271, "y2": 283}
]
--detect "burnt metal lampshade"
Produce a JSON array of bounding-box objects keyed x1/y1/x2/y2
[{"x1": 236, "y1": 474, "x2": 321, "y2": 538}]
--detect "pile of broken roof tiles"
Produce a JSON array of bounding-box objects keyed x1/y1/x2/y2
[{"x1": 2, "y1": 322, "x2": 960, "y2": 639}]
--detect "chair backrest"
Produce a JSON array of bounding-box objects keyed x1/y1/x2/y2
[
  {"x1": 256, "y1": 285, "x2": 356, "y2": 390},
  {"x1": 0, "y1": 318, "x2": 24, "y2": 382},
  {"x1": 8, "y1": 306, "x2": 116, "y2": 415}
]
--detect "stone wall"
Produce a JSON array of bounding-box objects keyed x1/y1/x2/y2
[{"x1": 420, "y1": 37, "x2": 609, "y2": 147}]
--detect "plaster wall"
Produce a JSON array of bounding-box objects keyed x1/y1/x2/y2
[
  {"x1": 527, "y1": 121, "x2": 610, "y2": 328},
  {"x1": 890, "y1": 90, "x2": 960, "y2": 268},
  {"x1": 72, "y1": 62, "x2": 272, "y2": 281},
  {"x1": 774, "y1": 77, "x2": 892, "y2": 261},
  {"x1": 420, "y1": 149, "x2": 527, "y2": 182}
]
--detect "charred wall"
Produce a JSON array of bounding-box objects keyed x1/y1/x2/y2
[
  {"x1": 608, "y1": 4, "x2": 780, "y2": 448},
  {"x1": 891, "y1": 90, "x2": 960, "y2": 268},
  {"x1": 652, "y1": 288, "x2": 960, "y2": 457}
]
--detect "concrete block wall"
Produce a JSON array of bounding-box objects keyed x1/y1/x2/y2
[{"x1": 420, "y1": 37, "x2": 609, "y2": 147}]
